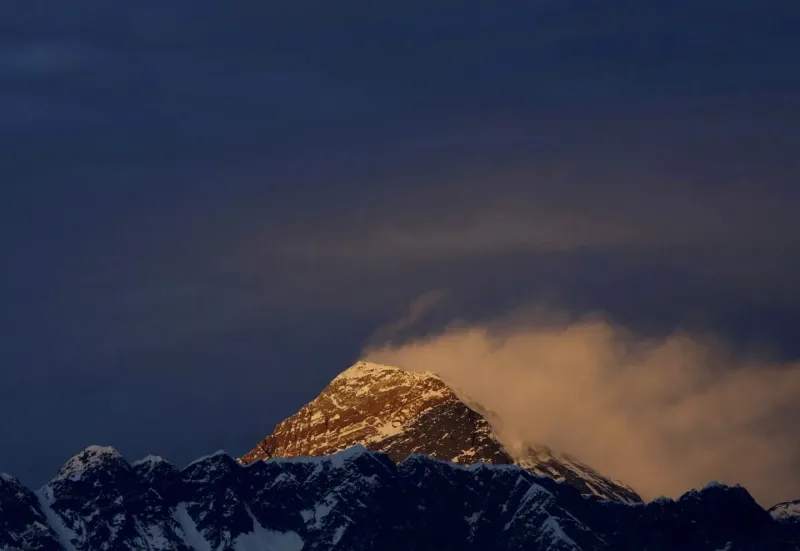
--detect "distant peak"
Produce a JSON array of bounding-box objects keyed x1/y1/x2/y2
[
  {"x1": 131, "y1": 454, "x2": 167, "y2": 467},
  {"x1": 699, "y1": 481, "x2": 745, "y2": 493},
  {"x1": 185, "y1": 449, "x2": 229, "y2": 468},
  {"x1": 51, "y1": 445, "x2": 125, "y2": 483},
  {"x1": 650, "y1": 495, "x2": 674, "y2": 504},
  {"x1": 70, "y1": 445, "x2": 123, "y2": 462},
  {"x1": 702, "y1": 480, "x2": 724, "y2": 490},
  {"x1": 680, "y1": 482, "x2": 750, "y2": 502},
  {"x1": 83, "y1": 445, "x2": 121, "y2": 455}
]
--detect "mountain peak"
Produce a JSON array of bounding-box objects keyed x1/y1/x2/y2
[
  {"x1": 329, "y1": 360, "x2": 447, "y2": 400},
  {"x1": 241, "y1": 361, "x2": 642, "y2": 503},
  {"x1": 240, "y1": 360, "x2": 463, "y2": 465},
  {"x1": 52, "y1": 445, "x2": 124, "y2": 483},
  {"x1": 333, "y1": 360, "x2": 439, "y2": 382},
  {"x1": 681, "y1": 482, "x2": 750, "y2": 501},
  {"x1": 131, "y1": 454, "x2": 166, "y2": 467}
]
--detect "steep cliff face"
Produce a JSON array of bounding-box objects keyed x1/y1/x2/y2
[
  {"x1": 240, "y1": 362, "x2": 510, "y2": 467},
  {"x1": 240, "y1": 361, "x2": 641, "y2": 503}
]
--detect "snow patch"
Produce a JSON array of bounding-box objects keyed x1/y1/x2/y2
[
  {"x1": 333, "y1": 361, "x2": 440, "y2": 385},
  {"x1": 132, "y1": 455, "x2": 167, "y2": 467},
  {"x1": 333, "y1": 361, "x2": 401, "y2": 381},
  {"x1": 364, "y1": 420, "x2": 404, "y2": 442},
  {"x1": 35, "y1": 491, "x2": 79, "y2": 551},
  {"x1": 503, "y1": 481, "x2": 556, "y2": 531},
  {"x1": 331, "y1": 524, "x2": 347, "y2": 546},
  {"x1": 465, "y1": 511, "x2": 482, "y2": 539},
  {"x1": 520, "y1": 482, "x2": 553, "y2": 507},
  {"x1": 234, "y1": 507, "x2": 304, "y2": 551},
  {"x1": 771, "y1": 500, "x2": 800, "y2": 522},
  {"x1": 173, "y1": 503, "x2": 211, "y2": 551},
  {"x1": 135, "y1": 519, "x2": 172, "y2": 551},
  {"x1": 537, "y1": 516, "x2": 580, "y2": 551},
  {"x1": 84, "y1": 445, "x2": 121, "y2": 455},
  {"x1": 52, "y1": 445, "x2": 123, "y2": 482},
  {"x1": 302, "y1": 495, "x2": 336, "y2": 529}
]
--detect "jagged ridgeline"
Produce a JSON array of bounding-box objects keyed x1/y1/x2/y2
[
  {"x1": 240, "y1": 361, "x2": 641, "y2": 504},
  {"x1": 2, "y1": 361, "x2": 799, "y2": 550},
  {"x1": 1, "y1": 445, "x2": 800, "y2": 551}
]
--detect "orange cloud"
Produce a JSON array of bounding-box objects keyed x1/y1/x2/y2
[{"x1": 364, "y1": 315, "x2": 800, "y2": 506}]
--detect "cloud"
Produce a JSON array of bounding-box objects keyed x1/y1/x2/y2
[
  {"x1": 364, "y1": 313, "x2": 800, "y2": 506},
  {"x1": 44, "y1": 95, "x2": 800, "y2": 368},
  {"x1": 254, "y1": 98, "x2": 800, "y2": 266}
]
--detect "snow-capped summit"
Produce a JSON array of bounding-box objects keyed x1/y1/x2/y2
[
  {"x1": 331, "y1": 360, "x2": 439, "y2": 384},
  {"x1": 239, "y1": 360, "x2": 505, "y2": 462},
  {"x1": 240, "y1": 360, "x2": 641, "y2": 503},
  {"x1": 48, "y1": 445, "x2": 125, "y2": 485},
  {"x1": 49, "y1": 446, "x2": 130, "y2": 487}
]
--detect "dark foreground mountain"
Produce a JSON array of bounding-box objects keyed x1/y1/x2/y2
[
  {"x1": 770, "y1": 499, "x2": 800, "y2": 525},
  {"x1": 1, "y1": 445, "x2": 799, "y2": 551},
  {"x1": 240, "y1": 361, "x2": 641, "y2": 504}
]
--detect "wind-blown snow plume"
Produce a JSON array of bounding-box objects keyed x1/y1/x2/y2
[{"x1": 364, "y1": 315, "x2": 800, "y2": 506}]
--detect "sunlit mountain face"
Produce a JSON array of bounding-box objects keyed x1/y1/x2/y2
[{"x1": 240, "y1": 361, "x2": 641, "y2": 504}]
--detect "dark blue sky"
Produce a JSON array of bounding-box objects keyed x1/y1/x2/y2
[{"x1": 2, "y1": 1, "x2": 799, "y2": 486}]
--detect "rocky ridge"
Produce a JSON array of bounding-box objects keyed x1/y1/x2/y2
[
  {"x1": 240, "y1": 361, "x2": 641, "y2": 503},
  {"x1": 770, "y1": 499, "x2": 800, "y2": 524},
  {"x1": 2, "y1": 444, "x2": 799, "y2": 551}
]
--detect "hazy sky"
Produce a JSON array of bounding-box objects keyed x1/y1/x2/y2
[{"x1": 2, "y1": 1, "x2": 799, "y2": 501}]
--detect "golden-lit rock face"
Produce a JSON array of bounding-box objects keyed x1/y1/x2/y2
[
  {"x1": 240, "y1": 361, "x2": 510, "y2": 466},
  {"x1": 240, "y1": 361, "x2": 642, "y2": 503}
]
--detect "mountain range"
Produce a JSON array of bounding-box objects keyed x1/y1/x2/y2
[{"x1": 1, "y1": 361, "x2": 798, "y2": 551}]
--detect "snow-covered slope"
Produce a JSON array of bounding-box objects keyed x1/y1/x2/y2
[
  {"x1": 2, "y1": 445, "x2": 798, "y2": 551},
  {"x1": 240, "y1": 361, "x2": 641, "y2": 503},
  {"x1": 770, "y1": 499, "x2": 800, "y2": 524}
]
